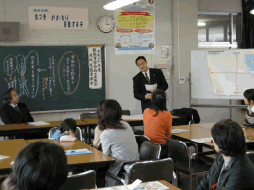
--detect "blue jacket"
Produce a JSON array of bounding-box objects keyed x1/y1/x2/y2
[{"x1": 52, "y1": 129, "x2": 66, "y2": 140}]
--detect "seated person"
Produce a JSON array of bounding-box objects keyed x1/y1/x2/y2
[
  {"x1": 0, "y1": 88, "x2": 34, "y2": 124},
  {"x1": 52, "y1": 118, "x2": 77, "y2": 141},
  {"x1": 98, "y1": 99, "x2": 139, "y2": 187},
  {"x1": 1, "y1": 141, "x2": 68, "y2": 190},
  {"x1": 143, "y1": 89, "x2": 172, "y2": 144},
  {"x1": 197, "y1": 119, "x2": 254, "y2": 190},
  {"x1": 243, "y1": 88, "x2": 254, "y2": 127}
]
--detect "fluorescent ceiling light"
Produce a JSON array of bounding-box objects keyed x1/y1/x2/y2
[
  {"x1": 250, "y1": 9, "x2": 254, "y2": 15},
  {"x1": 103, "y1": 0, "x2": 141, "y2": 10},
  {"x1": 198, "y1": 22, "x2": 206, "y2": 26}
]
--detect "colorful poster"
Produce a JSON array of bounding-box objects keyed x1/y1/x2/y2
[
  {"x1": 28, "y1": 7, "x2": 89, "y2": 29},
  {"x1": 114, "y1": 0, "x2": 155, "y2": 54},
  {"x1": 88, "y1": 47, "x2": 102, "y2": 89}
]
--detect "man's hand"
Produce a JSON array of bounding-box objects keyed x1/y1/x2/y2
[
  {"x1": 145, "y1": 94, "x2": 152, "y2": 99},
  {"x1": 151, "y1": 88, "x2": 157, "y2": 93}
]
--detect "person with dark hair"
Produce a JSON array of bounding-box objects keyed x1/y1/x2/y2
[
  {"x1": 0, "y1": 88, "x2": 34, "y2": 124},
  {"x1": 1, "y1": 142, "x2": 68, "y2": 190},
  {"x1": 243, "y1": 88, "x2": 254, "y2": 127},
  {"x1": 197, "y1": 119, "x2": 254, "y2": 190},
  {"x1": 133, "y1": 56, "x2": 168, "y2": 113},
  {"x1": 143, "y1": 89, "x2": 172, "y2": 144},
  {"x1": 97, "y1": 99, "x2": 139, "y2": 187},
  {"x1": 52, "y1": 118, "x2": 77, "y2": 140}
]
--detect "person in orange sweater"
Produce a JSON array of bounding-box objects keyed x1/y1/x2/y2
[{"x1": 143, "y1": 89, "x2": 172, "y2": 145}]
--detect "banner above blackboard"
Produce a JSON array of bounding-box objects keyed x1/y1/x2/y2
[{"x1": 0, "y1": 46, "x2": 105, "y2": 111}]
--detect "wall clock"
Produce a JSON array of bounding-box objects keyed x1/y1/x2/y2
[{"x1": 98, "y1": 16, "x2": 114, "y2": 33}]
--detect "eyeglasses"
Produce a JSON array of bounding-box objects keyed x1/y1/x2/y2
[{"x1": 137, "y1": 62, "x2": 146, "y2": 67}]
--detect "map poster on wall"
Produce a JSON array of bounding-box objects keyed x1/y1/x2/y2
[
  {"x1": 114, "y1": 0, "x2": 155, "y2": 54},
  {"x1": 88, "y1": 46, "x2": 102, "y2": 89},
  {"x1": 207, "y1": 49, "x2": 254, "y2": 96},
  {"x1": 28, "y1": 7, "x2": 89, "y2": 30}
]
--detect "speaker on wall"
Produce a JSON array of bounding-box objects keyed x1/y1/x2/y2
[{"x1": 0, "y1": 22, "x2": 20, "y2": 42}]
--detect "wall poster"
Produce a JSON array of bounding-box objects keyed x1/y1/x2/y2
[{"x1": 114, "y1": 0, "x2": 155, "y2": 54}]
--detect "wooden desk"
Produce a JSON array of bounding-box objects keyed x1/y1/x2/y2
[
  {"x1": 172, "y1": 123, "x2": 254, "y2": 152},
  {"x1": 26, "y1": 139, "x2": 115, "y2": 170},
  {"x1": 0, "y1": 139, "x2": 28, "y2": 175},
  {"x1": 86, "y1": 180, "x2": 181, "y2": 190}
]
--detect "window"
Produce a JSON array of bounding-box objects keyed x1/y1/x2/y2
[{"x1": 198, "y1": 12, "x2": 241, "y2": 48}]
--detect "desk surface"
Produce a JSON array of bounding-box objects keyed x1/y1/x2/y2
[
  {"x1": 0, "y1": 139, "x2": 28, "y2": 173},
  {"x1": 26, "y1": 139, "x2": 115, "y2": 167},
  {"x1": 86, "y1": 180, "x2": 181, "y2": 190}
]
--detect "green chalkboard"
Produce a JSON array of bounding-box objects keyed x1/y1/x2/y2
[{"x1": 0, "y1": 46, "x2": 105, "y2": 111}]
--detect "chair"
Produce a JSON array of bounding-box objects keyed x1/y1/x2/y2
[
  {"x1": 139, "y1": 141, "x2": 161, "y2": 160},
  {"x1": 135, "y1": 135, "x2": 150, "y2": 152},
  {"x1": 59, "y1": 170, "x2": 96, "y2": 190},
  {"x1": 48, "y1": 127, "x2": 84, "y2": 142},
  {"x1": 247, "y1": 152, "x2": 254, "y2": 165},
  {"x1": 166, "y1": 138, "x2": 214, "y2": 190},
  {"x1": 80, "y1": 112, "x2": 98, "y2": 144},
  {"x1": 107, "y1": 158, "x2": 177, "y2": 186},
  {"x1": 48, "y1": 127, "x2": 58, "y2": 139}
]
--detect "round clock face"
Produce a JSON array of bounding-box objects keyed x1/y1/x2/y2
[{"x1": 98, "y1": 16, "x2": 114, "y2": 33}]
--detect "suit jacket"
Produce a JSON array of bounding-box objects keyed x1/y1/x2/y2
[
  {"x1": 0, "y1": 102, "x2": 34, "y2": 124},
  {"x1": 133, "y1": 68, "x2": 168, "y2": 112},
  {"x1": 197, "y1": 153, "x2": 254, "y2": 190}
]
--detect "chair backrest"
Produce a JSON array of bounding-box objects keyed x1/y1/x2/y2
[
  {"x1": 59, "y1": 170, "x2": 96, "y2": 190},
  {"x1": 247, "y1": 152, "x2": 254, "y2": 165},
  {"x1": 135, "y1": 135, "x2": 150, "y2": 151},
  {"x1": 122, "y1": 110, "x2": 131, "y2": 115},
  {"x1": 139, "y1": 141, "x2": 161, "y2": 160},
  {"x1": 166, "y1": 138, "x2": 189, "y2": 162},
  {"x1": 74, "y1": 126, "x2": 83, "y2": 142},
  {"x1": 127, "y1": 158, "x2": 174, "y2": 184},
  {"x1": 80, "y1": 112, "x2": 98, "y2": 119},
  {"x1": 48, "y1": 127, "x2": 58, "y2": 139}
]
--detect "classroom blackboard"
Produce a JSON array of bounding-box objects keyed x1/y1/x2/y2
[{"x1": 0, "y1": 46, "x2": 105, "y2": 111}]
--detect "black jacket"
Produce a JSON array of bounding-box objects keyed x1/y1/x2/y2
[
  {"x1": 197, "y1": 153, "x2": 254, "y2": 190},
  {"x1": 133, "y1": 68, "x2": 168, "y2": 112},
  {"x1": 0, "y1": 102, "x2": 34, "y2": 124}
]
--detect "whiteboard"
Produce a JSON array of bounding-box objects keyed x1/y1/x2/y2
[{"x1": 191, "y1": 49, "x2": 254, "y2": 99}]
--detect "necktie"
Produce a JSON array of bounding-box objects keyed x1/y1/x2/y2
[
  {"x1": 14, "y1": 106, "x2": 21, "y2": 114},
  {"x1": 145, "y1": 72, "x2": 150, "y2": 84}
]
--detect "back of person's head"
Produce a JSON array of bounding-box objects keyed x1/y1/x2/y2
[
  {"x1": 63, "y1": 118, "x2": 77, "y2": 133},
  {"x1": 97, "y1": 99, "x2": 123, "y2": 130},
  {"x1": 135, "y1": 56, "x2": 146, "y2": 65},
  {"x1": 211, "y1": 119, "x2": 246, "y2": 157},
  {"x1": 9, "y1": 142, "x2": 68, "y2": 190},
  {"x1": 244, "y1": 89, "x2": 254, "y2": 103},
  {"x1": 4, "y1": 88, "x2": 14, "y2": 103},
  {"x1": 149, "y1": 89, "x2": 167, "y2": 116}
]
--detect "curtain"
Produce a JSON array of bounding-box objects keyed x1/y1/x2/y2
[{"x1": 242, "y1": 0, "x2": 254, "y2": 48}]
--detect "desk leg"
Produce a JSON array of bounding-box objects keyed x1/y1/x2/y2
[
  {"x1": 88, "y1": 125, "x2": 92, "y2": 144},
  {"x1": 198, "y1": 144, "x2": 203, "y2": 152}
]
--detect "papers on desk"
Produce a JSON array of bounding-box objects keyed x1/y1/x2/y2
[
  {"x1": 145, "y1": 84, "x2": 157, "y2": 91},
  {"x1": 0, "y1": 155, "x2": 9, "y2": 161},
  {"x1": 192, "y1": 137, "x2": 213, "y2": 143},
  {"x1": 122, "y1": 114, "x2": 143, "y2": 120},
  {"x1": 97, "y1": 181, "x2": 169, "y2": 190},
  {"x1": 171, "y1": 129, "x2": 189, "y2": 134},
  {"x1": 65, "y1": 148, "x2": 92, "y2": 156},
  {"x1": 28, "y1": 121, "x2": 51, "y2": 126}
]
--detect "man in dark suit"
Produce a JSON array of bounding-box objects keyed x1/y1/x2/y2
[
  {"x1": 0, "y1": 88, "x2": 34, "y2": 124},
  {"x1": 133, "y1": 56, "x2": 168, "y2": 113}
]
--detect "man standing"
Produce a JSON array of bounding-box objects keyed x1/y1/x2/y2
[
  {"x1": 0, "y1": 88, "x2": 34, "y2": 124},
  {"x1": 133, "y1": 56, "x2": 168, "y2": 113}
]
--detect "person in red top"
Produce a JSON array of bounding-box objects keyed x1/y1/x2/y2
[{"x1": 143, "y1": 89, "x2": 172, "y2": 145}]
